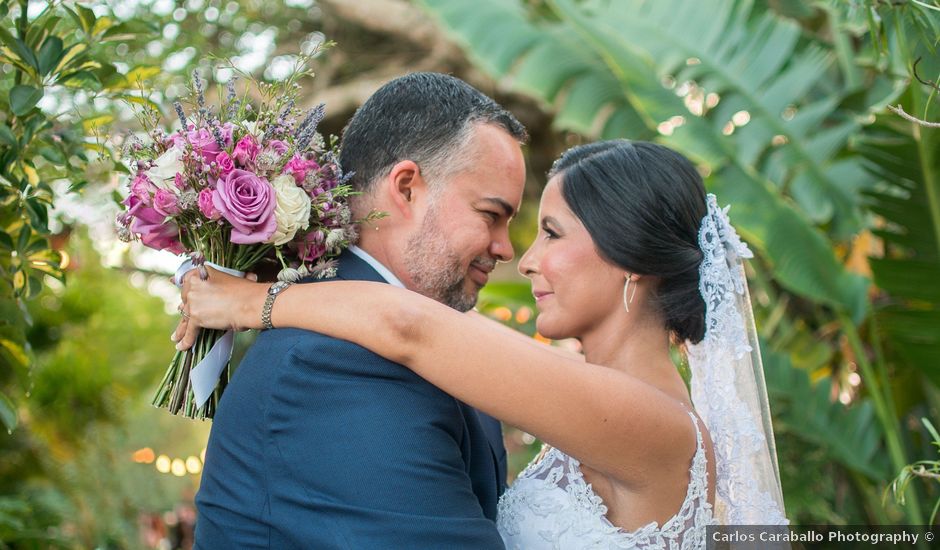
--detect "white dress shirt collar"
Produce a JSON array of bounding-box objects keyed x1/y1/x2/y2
[{"x1": 349, "y1": 246, "x2": 406, "y2": 288}]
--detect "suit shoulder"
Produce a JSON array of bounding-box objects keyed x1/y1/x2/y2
[{"x1": 242, "y1": 327, "x2": 429, "y2": 386}]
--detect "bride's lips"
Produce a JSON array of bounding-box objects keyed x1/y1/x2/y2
[
  {"x1": 469, "y1": 263, "x2": 492, "y2": 286},
  {"x1": 532, "y1": 291, "x2": 553, "y2": 303}
]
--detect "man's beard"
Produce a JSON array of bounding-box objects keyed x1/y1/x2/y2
[{"x1": 404, "y1": 208, "x2": 491, "y2": 312}]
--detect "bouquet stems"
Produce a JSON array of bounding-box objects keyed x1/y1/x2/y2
[{"x1": 151, "y1": 325, "x2": 230, "y2": 420}]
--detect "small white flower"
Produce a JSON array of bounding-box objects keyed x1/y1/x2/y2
[
  {"x1": 325, "y1": 227, "x2": 346, "y2": 250},
  {"x1": 277, "y1": 267, "x2": 302, "y2": 282},
  {"x1": 338, "y1": 205, "x2": 351, "y2": 225},
  {"x1": 311, "y1": 258, "x2": 339, "y2": 279},
  {"x1": 242, "y1": 120, "x2": 263, "y2": 138},
  {"x1": 269, "y1": 174, "x2": 312, "y2": 246}
]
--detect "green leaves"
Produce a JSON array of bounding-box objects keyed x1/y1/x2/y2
[
  {"x1": 859, "y1": 118, "x2": 940, "y2": 383},
  {"x1": 420, "y1": 0, "x2": 870, "y2": 319},
  {"x1": 764, "y1": 344, "x2": 890, "y2": 480},
  {"x1": 37, "y1": 35, "x2": 63, "y2": 76},
  {"x1": 9, "y1": 85, "x2": 42, "y2": 116},
  {"x1": 0, "y1": 391, "x2": 15, "y2": 432}
]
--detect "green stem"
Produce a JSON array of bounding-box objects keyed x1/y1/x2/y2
[
  {"x1": 13, "y1": 0, "x2": 27, "y2": 87},
  {"x1": 841, "y1": 312, "x2": 925, "y2": 524}
]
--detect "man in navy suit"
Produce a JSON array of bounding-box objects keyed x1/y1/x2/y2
[{"x1": 194, "y1": 73, "x2": 528, "y2": 548}]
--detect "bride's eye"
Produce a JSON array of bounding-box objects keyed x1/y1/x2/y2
[{"x1": 543, "y1": 227, "x2": 560, "y2": 240}]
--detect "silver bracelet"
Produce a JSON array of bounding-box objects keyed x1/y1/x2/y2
[{"x1": 262, "y1": 281, "x2": 293, "y2": 330}]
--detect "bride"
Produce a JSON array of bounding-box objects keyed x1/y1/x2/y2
[{"x1": 176, "y1": 140, "x2": 787, "y2": 548}]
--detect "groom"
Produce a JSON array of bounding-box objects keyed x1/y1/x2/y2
[{"x1": 194, "y1": 73, "x2": 527, "y2": 548}]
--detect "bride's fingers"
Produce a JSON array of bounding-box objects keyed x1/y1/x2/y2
[
  {"x1": 171, "y1": 315, "x2": 188, "y2": 343},
  {"x1": 177, "y1": 312, "x2": 201, "y2": 350}
]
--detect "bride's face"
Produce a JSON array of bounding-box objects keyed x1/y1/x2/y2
[{"x1": 518, "y1": 175, "x2": 625, "y2": 340}]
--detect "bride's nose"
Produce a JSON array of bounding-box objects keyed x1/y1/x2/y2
[{"x1": 518, "y1": 244, "x2": 538, "y2": 277}]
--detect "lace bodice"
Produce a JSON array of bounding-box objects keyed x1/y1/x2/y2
[{"x1": 497, "y1": 412, "x2": 715, "y2": 549}]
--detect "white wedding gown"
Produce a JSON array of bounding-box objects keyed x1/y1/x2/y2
[{"x1": 497, "y1": 412, "x2": 715, "y2": 549}]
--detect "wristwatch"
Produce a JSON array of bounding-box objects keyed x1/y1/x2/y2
[{"x1": 262, "y1": 281, "x2": 293, "y2": 330}]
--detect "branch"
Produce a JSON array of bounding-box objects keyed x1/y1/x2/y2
[
  {"x1": 912, "y1": 57, "x2": 940, "y2": 94},
  {"x1": 911, "y1": 465, "x2": 940, "y2": 481},
  {"x1": 318, "y1": 0, "x2": 462, "y2": 61},
  {"x1": 887, "y1": 104, "x2": 940, "y2": 128}
]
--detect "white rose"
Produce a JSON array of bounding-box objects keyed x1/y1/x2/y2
[
  {"x1": 269, "y1": 174, "x2": 311, "y2": 245},
  {"x1": 145, "y1": 146, "x2": 184, "y2": 190}
]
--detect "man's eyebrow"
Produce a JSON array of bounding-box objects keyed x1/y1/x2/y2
[{"x1": 479, "y1": 197, "x2": 516, "y2": 218}]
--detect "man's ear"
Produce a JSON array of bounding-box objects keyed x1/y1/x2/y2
[{"x1": 385, "y1": 160, "x2": 429, "y2": 220}]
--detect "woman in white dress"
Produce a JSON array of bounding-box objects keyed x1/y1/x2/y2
[{"x1": 176, "y1": 140, "x2": 786, "y2": 548}]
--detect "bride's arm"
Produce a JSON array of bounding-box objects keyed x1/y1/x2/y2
[
  {"x1": 179, "y1": 269, "x2": 692, "y2": 485},
  {"x1": 465, "y1": 310, "x2": 584, "y2": 362}
]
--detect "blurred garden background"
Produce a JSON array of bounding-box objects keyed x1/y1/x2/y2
[{"x1": 2, "y1": 0, "x2": 940, "y2": 547}]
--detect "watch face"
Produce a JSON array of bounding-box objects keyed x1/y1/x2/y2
[{"x1": 271, "y1": 281, "x2": 290, "y2": 294}]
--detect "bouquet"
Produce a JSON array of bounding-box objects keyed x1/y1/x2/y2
[{"x1": 117, "y1": 58, "x2": 375, "y2": 419}]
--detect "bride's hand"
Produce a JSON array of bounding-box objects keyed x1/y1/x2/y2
[{"x1": 173, "y1": 267, "x2": 266, "y2": 350}]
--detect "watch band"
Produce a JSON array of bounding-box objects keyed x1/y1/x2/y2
[{"x1": 262, "y1": 282, "x2": 292, "y2": 329}]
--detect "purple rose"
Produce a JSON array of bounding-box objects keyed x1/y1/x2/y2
[
  {"x1": 215, "y1": 151, "x2": 235, "y2": 177},
  {"x1": 124, "y1": 195, "x2": 185, "y2": 254},
  {"x1": 295, "y1": 230, "x2": 326, "y2": 262},
  {"x1": 232, "y1": 135, "x2": 260, "y2": 168},
  {"x1": 212, "y1": 169, "x2": 276, "y2": 244},
  {"x1": 285, "y1": 154, "x2": 319, "y2": 185},
  {"x1": 198, "y1": 188, "x2": 221, "y2": 220},
  {"x1": 130, "y1": 173, "x2": 155, "y2": 204}
]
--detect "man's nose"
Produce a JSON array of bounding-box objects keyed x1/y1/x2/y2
[{"x1": 490, "y1": 229, "x2": 514, "y2": 262}]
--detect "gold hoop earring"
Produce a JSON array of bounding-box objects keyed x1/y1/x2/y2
[{"x1": 622, "y1": 275, "x2": 637, "y2": 313}]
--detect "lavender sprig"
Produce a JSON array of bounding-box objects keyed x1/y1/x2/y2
[
  {"x1": 226, "y1": 77, "x2": 238, "y2": 119},
  {"x1": 193, "y1": 70, "x2": 206, "y2": 110},
  {"x1": 173, "y1": 101, "x2": 187, "y2": 130},
  {"x1": 295, "y1": 103, "x2": 326, "y2": 152},
  {"x1": 209, "y1": 117, "x2": 226, "y2": 149}
]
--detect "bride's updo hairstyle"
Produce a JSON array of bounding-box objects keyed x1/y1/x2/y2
[{"x1": 550, "y1": 140, "x2": 708, "y2": 343}]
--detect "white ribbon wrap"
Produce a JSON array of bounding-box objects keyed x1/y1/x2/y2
[{"x1": 175, "y1": 259, "x2": 246, "y2": 408}]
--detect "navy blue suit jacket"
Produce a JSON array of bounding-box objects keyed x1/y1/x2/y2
[{"x1": 195, "y1": 251, "x2": 507, "y2": 549}]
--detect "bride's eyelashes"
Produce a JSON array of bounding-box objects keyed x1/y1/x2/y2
[{"x1": 540, "y1": 222, "x2": 561, "y2": 240}]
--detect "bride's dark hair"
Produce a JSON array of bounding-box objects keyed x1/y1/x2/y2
[{"x1": 550, "y1": 140, "x2": 708, "y2": 343}]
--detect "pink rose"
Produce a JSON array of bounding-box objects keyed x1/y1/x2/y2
[
  {"x1": 212, "y1": 169, "x2": 276, "y2": 244},
  {"x1": 285, "y1": 154, "x2": 319, "y2": 185},
  {"x1": 215, "y1": 151, "x2": 235, "y2": 177},
  {"x1": 153, "y1": 188, "x2": 180, "y2": 217},
  {"x1": 188, "y1": 127, "x2": 222, "y2": 163},
  {"x1": 124, "y1": 195, "x2": 184, "y2": 254},
  {"x1": 268, "y1": 139, "x2": 289, "y2": 156},
  {"x1": 198, "y1": 188, "x2": 221, "y2": 220},
  {"x1": 174, "y1": 172, "x2": 185, "y2": 189},
  {"x1": 232, "y1": 135, "x2": 260, "y2": 168},
  {"x1": 130, "y1": 173, "x2": 155, "y2": 204},
  {"x1": 295, "y1": 230, "x2": 326, "y2": 262},
  {"x1": 168, "y1": 124, "x2": 234, "y2": 163}
]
